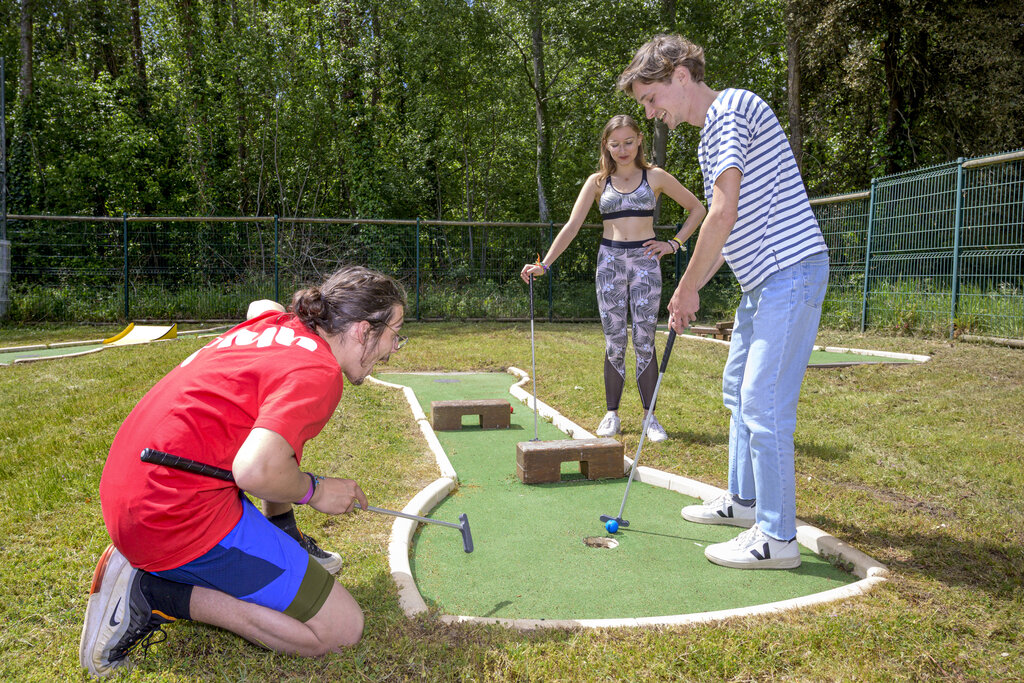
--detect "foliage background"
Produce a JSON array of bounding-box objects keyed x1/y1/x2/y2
[{"x1": 3, "y1": 0, "x2": 1021, "y2": 225}]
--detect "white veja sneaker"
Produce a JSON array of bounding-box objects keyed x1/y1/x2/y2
[
  {"x1": 704, "y1": 525, "x2": 801, "y2": 569},
  {"x1": 645, "y1": 414, "x2": 668, "y2": 442},
  {"x1": 681, "y1": 493, "x2": 756, "y2": 527},
  {"x1": 595, "y1": 411, "x2": 620, "y2": 437}
]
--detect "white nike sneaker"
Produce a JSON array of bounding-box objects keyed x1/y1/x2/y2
[
  {"x1": 595, "y1": 411, "x2": 620, "y2": 437},
  {"x1": 645, "y1": 414, "x2": 668, "y2": 442}
]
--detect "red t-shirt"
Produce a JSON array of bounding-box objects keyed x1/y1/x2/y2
[{"x1": 100, "y1": 312, "x2": 344, "y2": 571}]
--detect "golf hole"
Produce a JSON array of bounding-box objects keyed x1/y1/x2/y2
[{"x1": 583, "y1": 536, "x2": 619, "y2": 549}]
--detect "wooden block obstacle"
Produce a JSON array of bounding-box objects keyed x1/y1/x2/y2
[
  {"x1": 431, "y1": 399, "x2": 511, "y2": 431},
  {"x1": 516, "y1": 438, "x2": 625, "y2": 484},
  {"x1": 690, "y1": 320, "x2": 734, "y2": 341}
]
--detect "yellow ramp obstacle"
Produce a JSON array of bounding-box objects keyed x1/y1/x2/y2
[{"x1": 104, "y1": 323, "x2": 178, "y2": 346}]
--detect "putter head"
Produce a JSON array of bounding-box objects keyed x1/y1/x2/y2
[
  {"x1": 458, "y1": 513, "x2": 474, "y2": 553},
  {"x1": 599, "y1": 515, "x2": 629, "y2": 527}
]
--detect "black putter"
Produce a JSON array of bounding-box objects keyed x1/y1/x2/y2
[
  {"x1": 599, "y1": 328, "x2": 677, "y2": 529},
  {"x1": 140, "y1": 448, "x2": 474, "y2": 553},
  {"x1": 528, "y1": 261, "x2": 540, "y2": 441}
]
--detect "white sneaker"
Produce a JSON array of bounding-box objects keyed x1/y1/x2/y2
[
  {"x1": 298, "y1": 532, "x2": 344, "y2": 575},
  {"x1": 681, "y1": 493, "x2": 756, "y2": 527},
  {"x1": 595, "y1": 411, "x2": 620, "y2": 437},
  {"x1": 704, "y1": 525, "x2": 801, "y2": 570},
  {"x1": 645, "y1": 414, "x2": 668, "y2": 442}
]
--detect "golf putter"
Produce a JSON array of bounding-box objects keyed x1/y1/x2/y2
[
  {"x1": 599, "y1": 328, "x2": 677, "y2": 529},
  {"x1": 529, "y1": 256, "x2": 540, "y2": 441},
  {"x1": 140, "y1": 448, "x2": 474, "y2": 552}
]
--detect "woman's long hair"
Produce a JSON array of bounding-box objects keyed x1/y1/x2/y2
[{"x1": 596, "y1": 115, "x2": 653, "y2": 186}]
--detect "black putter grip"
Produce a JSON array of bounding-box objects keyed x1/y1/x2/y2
[
  {"x1": 140, "y1": 448, "x2": 235, "y2": 482},
  {"x1": 659, "y1": 329, "x2": 677, "y2": 373}
]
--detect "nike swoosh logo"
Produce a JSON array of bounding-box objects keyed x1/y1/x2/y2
[{"x1": 109, "y1": 597, "x2": 123, "y2": 627}]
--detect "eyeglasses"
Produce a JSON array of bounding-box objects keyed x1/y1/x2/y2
[{"x1": 384, "y1": 322, "x2": 408, "y2": 350}]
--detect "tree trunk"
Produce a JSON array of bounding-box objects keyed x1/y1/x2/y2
[
  {"x1": 530, "y1": 1, "x2": 551, "y2": 223},
  {"x1": 785, "y1": 3, "x2": 803, "y2": 171},
  {"x1": 652, "y1": 0, "x2": 676, "y2": 222},
  {"x1": 882, "y1": 25, "x2": 907, "y2": 175},
  {"x1": 129, "y1": 0, "x2": 149, "y2": 118},
  {"x1": 90, "y1": 0, "x2": 120, "y2": 81},
  {"x1": 176, "y1": 0, "x2": 211, "y2": 210},
  {"x1": 19, "y1": 0, "x2": 32, "y2": 103}
]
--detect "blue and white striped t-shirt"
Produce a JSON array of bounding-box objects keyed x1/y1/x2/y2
[{"x1": 699, "y1": 88, "x2": 827, "y2": 291}]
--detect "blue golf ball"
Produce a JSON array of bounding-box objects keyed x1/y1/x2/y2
[{"x1": 605, "y1": 519, "x2": 619, "y2": 534}]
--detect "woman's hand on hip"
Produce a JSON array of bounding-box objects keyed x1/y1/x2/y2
[{"x1": 643, "y1": 239, "x2": 675, "y2": 260}]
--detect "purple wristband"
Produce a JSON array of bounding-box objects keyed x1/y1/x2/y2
[{"x1": 297, "y1": 472, "x2": 316, "y2": 505}]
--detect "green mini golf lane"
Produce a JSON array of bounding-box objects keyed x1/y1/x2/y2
[
  {"x1": 383, "y1": 372, "x2": 856, "y2": 621},
  {"x1": 0, "y1": 344, "x2": 105, "y2": 364},
  {"x1": 678, "y1": 331, "x2": 916, "y2": 368}
]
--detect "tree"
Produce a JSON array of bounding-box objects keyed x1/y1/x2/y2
[
  {"x1": 18, "y1": 0, "x2": 32, "y2": 103},
  {"x1": 652, "y1": 0, "x2": 676, "y2": 222},
  {"x1": 785, "y1": 0, "x2": 803, "y2": 170},
  {"x1": 128, "y1": 0, "x2": 148, "y2": 118}
]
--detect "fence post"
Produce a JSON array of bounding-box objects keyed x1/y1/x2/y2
[
  {"x1": 949, "y1": 158, "x2": 966, "y2": 340},
  {"x1": 0, "y1": 59, "x2": 7, "y2": 320},
  {"x1": 122, "y1": 213, "x2": 129, "y2": 321},
  {"x1": 860, "y1": 179, "x2": 877, "y2": 332},
  {"x1": 415, "y1": 217, "x2": 421, "y2": 321},
  {"x1": 1, "y1": 57, "x2": 6, "y2": 244},
  {"x1": 547, "y1": 221, "x2": 553, "y2": 322},
  {"x1": 273, "y1": 214, "x2": 279, "y2": 302}
]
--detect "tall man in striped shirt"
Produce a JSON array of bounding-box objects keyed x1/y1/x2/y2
[{"x1": 619, "y1": 35, "x2": 829, "y2": 569}]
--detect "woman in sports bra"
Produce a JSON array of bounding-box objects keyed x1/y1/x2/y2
[{"x1": 520, "y1": 114, "x2": 705, "y2": 441}]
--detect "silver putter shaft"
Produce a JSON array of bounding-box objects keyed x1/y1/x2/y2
[{"x1": 599, "y1": 329, "x2": 677, "y2": 527}]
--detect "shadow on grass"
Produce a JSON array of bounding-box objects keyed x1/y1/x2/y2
[
  {"x1": 668, "y1": 428, "x2": 730, "y2": 448},
  {"x1": 803, "y1": 515, "x2": 1024, "y2": 600},
  {"x1": 453, "y1": 424, "x2": 526, "y2": 432},
  {"x1": 796, "y1": 438, "x2": 853, "y2": 463}
]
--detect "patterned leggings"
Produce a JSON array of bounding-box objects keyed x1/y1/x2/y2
[{"x1": 595, "y1": 239, "x2": 663, "y2": 411}]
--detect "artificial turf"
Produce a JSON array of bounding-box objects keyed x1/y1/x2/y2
[
  {"x1": 383, "y1": 371, "x2": 857, "y2": 621},
  {"x1": 0, "y1": 343, "x2": 106, "y2": 364}
]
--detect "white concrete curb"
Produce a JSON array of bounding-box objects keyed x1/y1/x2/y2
[
  {"x1": 365, "y1": 374, "x2": 461, "y2": 615},
  {"x1": 506, "y1": 366, "x2": 596, "y2": 440},
  {"x1": 674, "y1": 329, "x2": 931, "y2": 362},
  {"x1": 370, "y1": 369, "x2": 888, "y2": 630}
]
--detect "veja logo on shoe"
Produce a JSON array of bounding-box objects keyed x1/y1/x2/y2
[
  {"x1": 750, "y1": 542, "x2": 772, "y2": 561},
  {"x1": 180, "y1": 327, "x2": 319, "y2": 367}
]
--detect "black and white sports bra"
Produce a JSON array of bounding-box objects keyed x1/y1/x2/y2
[{"x1": 598, "y1": 168, "x2": 657, "y2": 220}]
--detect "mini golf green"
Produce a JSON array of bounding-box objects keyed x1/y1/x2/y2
[
  {"x1": 383, "y1": 372, "x2": 858, "y2": 621},
  {"x1": 0, "y1": 343, "x2": 106, "y2": 364},
  {"x1": 678, "y1": 330, "x2": 923, "y2": 369}
]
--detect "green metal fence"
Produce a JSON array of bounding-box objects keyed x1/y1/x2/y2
[
  {"x1": 4, "y1": 148, "x2": 1022, "y2": 340},
  {"x1": 1, "y1": 213, "x2": 689, "y2": 323},
  {"x1": 813, "y1": 148, "x2": 1024, "y2": 339}
]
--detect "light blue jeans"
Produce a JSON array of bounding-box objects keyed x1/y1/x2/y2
[{"x1": 722, "y1": 252, "x2": 829, "y2": 541}]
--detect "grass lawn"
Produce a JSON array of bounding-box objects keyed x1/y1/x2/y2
[{"x1": 0, "y1": 321, "x2": 1021, "y2": 681}]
